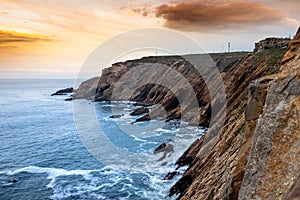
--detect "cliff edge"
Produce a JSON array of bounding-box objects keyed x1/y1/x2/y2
[
  {"x1": 170, "y1": 28, "x2": 300, "y2": 200},
  {"x1": 73, "y1": 52, "x2": 250, "y2": 125},
  {"x1": 67, "y1": 28, "x2": 300, "y2": 200}
]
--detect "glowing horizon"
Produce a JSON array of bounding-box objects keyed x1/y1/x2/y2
[{"x1": 0, "y1": 0, "x2": 299, "y2": 78}]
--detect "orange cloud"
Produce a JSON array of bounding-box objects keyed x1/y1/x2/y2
[
  {"x1": 0, "y1": 30, "x2": 56, "y2": 67},
  {"x1": 155, "y1": 0, "x2": 286, "y2": 31},
  {"x1": 0, "y1": 30, "x2": 54, "y2": 44},
  {"x1": 120, "y1": 4, "x2": 152, "y2": 17}
]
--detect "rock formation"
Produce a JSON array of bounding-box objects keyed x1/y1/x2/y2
[
  {"x1": 51, "y1": 87, "x2": 73, "y2": 96},
  {"x1": 72, "y1": 77, "x2": 100, "y2": 100},
  {"x1": 73, "y1": 52, "x2": 250, "y2": 125},
  {"x1": 169, "y1": 28, "x2": 300, "y2": 200},
  {"x1": 69, "y1": 29, "x2": 300, "y2": 199},
  {"x1": 238, "y1": 27, "x2": 300, "y2": 200},
  {"x1": 254, "y1": 37, "x2": 290, "y2": 52},
  {"x1": 129, "y1": 107, "x2": 149, "y2": 116}
]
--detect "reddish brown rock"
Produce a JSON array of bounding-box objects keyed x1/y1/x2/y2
[
  {"x1": 284, "y1": 175, "x2": 300, "y2": 200},
  {"x1": 239, "y1": 27, "x2": 300, "y2": 200},
  {"x1": 73, "y1": 53, "x2": 249, "y2": 126},
  {"x1": 130, "y1": 107, "x2": 149, "y2": 116},
  {"x1": 254, "y1": 37, "x2": 290, "y2": 52},
  {"x1": 72, "y1": 77, "x2": 100, "y2": 100},
  {"x1": 169, "y1": 39, "x2": 289, "y2": 199},
  {"x1": 71, "y1": 30, "x2": 300, "y2": 200}
]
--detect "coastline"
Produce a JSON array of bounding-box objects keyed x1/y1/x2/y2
[{"x1": 50, "y1": 34, "x2": 299, "y2": 199}]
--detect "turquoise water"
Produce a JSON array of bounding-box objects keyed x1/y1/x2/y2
[{"x1": 0, "y1": 79, "x2": 205, "y2": 200}]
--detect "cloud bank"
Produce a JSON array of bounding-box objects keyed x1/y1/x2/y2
[
  {"x1": 0, "y1": 30, "x2": 53, "y2": 44},
  {"x1": 154, "y1": 0, "x2": 286, "y2": 31}
]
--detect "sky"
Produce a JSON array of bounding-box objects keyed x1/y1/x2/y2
[{"x1": 0, "y1": 0, "x2": 299, "y2": 79}]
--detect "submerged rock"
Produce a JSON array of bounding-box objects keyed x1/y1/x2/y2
[
  {"x1": 64, "y1": 97, "x2": 72, "y2": 101},
  {"x1": 153, "y1": 143, "x2": 174, "y2": 154},
  {"x1": 154, "y1": 143, "x2": 174, "y2": 163},
  {"x1": 109, "y1": 114, "x2": 124, "y2": 119}
]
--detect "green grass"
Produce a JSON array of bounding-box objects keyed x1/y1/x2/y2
[
  {"x1": 252, "y1": 48, "x2": 287, "y2": 76},
  {"x1": 208, "y1": 191, "x2": 214, "y2": 200},
  {"x1": 253, "y1": 48, "x2": 286, "y2": 65}
]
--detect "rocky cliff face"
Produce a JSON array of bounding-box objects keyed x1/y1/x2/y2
[
  {"x1": 74, "y1": 52, "x2": 249, "y2": 125},
  {"x1": 169, "y1": 28, "x2": 300, "y2": 200},
  {"x1": 73, "y1": 77, "x2": 100, "y2": 100},
  {"x1": 71, "y1": 31, "x2": 298, "y2": 199},
  {"x1": 254, "y1": 37, "x2": 290, "y2": 52},
  {"x1": 239, "y1": 27, "x2": 300, "y2": 200}
]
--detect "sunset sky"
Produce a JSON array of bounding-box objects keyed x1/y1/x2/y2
[{"x1": 0, "y1": 0, "x2": 299, "y2": 78}]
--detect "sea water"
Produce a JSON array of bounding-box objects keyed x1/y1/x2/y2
[{"x1": 0, "y1": 79, "x2": 205, "y2": 200}]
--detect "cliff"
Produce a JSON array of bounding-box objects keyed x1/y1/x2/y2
[
  {"x1": 73, "y1": 52, "x2": 250, "y2": 125},
  {"x1": 239, "y1": 27, "x2": 300, "y2": 200},
  {"x1": 169, "y1": 28, "x2": 300, "y2": 199},
  {"x1": 70, "y1": 31, "x2": 299, "y2": 199},
  {"x1": 254, "y1": 37, "x2": 290, "y2": 52},
  {"x1": 73, "y1": 77, "x2": 100, "y2": 100}
]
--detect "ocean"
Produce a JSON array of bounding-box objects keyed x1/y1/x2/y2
[{"x1": 0, "y1": 79, "x2": 205, "y2": 200}]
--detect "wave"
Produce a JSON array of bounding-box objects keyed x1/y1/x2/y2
[
  {"x1": 154, "y1": 128, "x2": 178, "y2": 133},
  {"x1": 1, "y1": 166, "x2": 123, "y2": 199},
  {"x1": 2, "y1": 166, "x2": 99, "y2": 188},
  {"x1": 1, "y1": 165, "x2": 178, "y2": 200}
]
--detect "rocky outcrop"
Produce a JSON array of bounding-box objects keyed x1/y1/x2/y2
[
  {"x1": 134, "y1": 114, "x2": 151, "y2": 123},
  {"x1": 73, "y1": 52, "x2": 249, "y2": 126},
  {"x1": 51, "y1": 87, "x2": 73, "y2": 96},
  {"x1": 130, "y1": 107, "x2": 149, "y2": 116},
  {"x1": 70, "y1": 31, "x2": 297, "y2": 199},
  {"x1": 254, "y1": 37, "x2": 290, "y2": 52},
  {"x1": 72, "y1": 77, "x2": 100, "y2": 100},
  {"x1": 239, "y1": 27, "x2": 300, "y2": 200},
  {"x1": 169, "y1": 28, "x2": 300, "y2": 200},
  {"x1": 154, "y1": 143, "x2": 174, "y2": 162},
  {"x1": 109, "y1": 114, "x2": 124, "y2": 119}
]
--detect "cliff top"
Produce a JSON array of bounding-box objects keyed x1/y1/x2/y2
[{"x1": 254, "y1": 37, "x2": 291, "y2": 52}]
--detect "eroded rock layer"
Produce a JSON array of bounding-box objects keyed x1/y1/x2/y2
[
  {"x1": 171, "y1": 28, "x2": 300, "y2": 200},
  {"x1": 74, "y1": 52, "x2": 250, "y2": 126},
  {"x1": 71, "y1": 31, "x2": 300, "y2": 200}
]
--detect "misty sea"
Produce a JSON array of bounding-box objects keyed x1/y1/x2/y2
[{"x1": 0, "y1": 79, "x2": 205, "y2": 200}]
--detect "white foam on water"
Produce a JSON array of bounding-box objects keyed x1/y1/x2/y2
[
  {"x1": 6, "y1": 166, "x2": 96, "y2": 179},
  {"x1": 101, "y1": 116, "x2": 111, "y2": 122},
  {"x1": 5, "y1": 166, "x2": 98, "y2": 189},
  {"x1": 154, "y1": 128, "x2": 179, "y2": 133},
  {"x1": 129, "y1": 134, "x2": 147, "y2": 142},
  {"x1": 0, "y1": 100, "x2": 206, "y2": 199},
  {"x1": 1, "y1": 162, "x2": 181, "y2": 200},
  {"x1": 120, "y1": 113, "x2": 134, "y2": 120},
  {"x1": 100, "y1": 168, "x2": 120, "y2": 176},
  {"x1": 2, "y1": 166, "x2": 136, "y2": 199}
]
